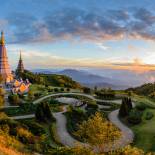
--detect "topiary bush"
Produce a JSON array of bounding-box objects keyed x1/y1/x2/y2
[
  {"x1": 48, "y1": 88, "x2": 53, "y2": 92},
  {"x1": 83, "y1": 87, "x2": 91, "y2": 94},
  {"x1": 128, "y1": 109, "x2": 142, "y2": 124},
  {"x1": 145, "y1": 111, "x2": 154, "y2": 120},
  {"x1": 95, "y1": 88, "x2": 115, "y2": 99},
  {"x1": 54, "y1": 88, "x2": 59, "y2": 92},
  {"x1": 66, "y1": 88, "x2": 70, "y2": 92},
  {"x1": 34, "y1": 92, "x2": 42, "y2": 98},
  {"x1": 136, "y1": 103, "x2": 146, "y2": 111},
  {"x1": 60, "y1": 88, "x2": 64, "y2": 92},
  {"x1": 86, "y1": 103, "x2": 98, "y2": 109},
  {"x1": 8, "y1": 94, "x2": 20, "y2": 105}
]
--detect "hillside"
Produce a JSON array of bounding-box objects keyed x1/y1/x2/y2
[
  {"x1": 20, "y1": 70, "x2": 82, "y2": 89},
  {"x1": 0, "y1": 113, "x2": 29, "y2": 155},
  {"x1": 127, "y1": 83, "x2": 155, "y2": 96},
  {"x1": 40, "y1": 74, "x2": 82, "y2": 89},
  {"x1": 58, "y1": 69, "x2": 110, "y2": 83},
  {"x1": 33, "y1": 69, "x2": 129, "y2": 89}
]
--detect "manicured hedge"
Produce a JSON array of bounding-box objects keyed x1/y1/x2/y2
[
  {"x1": 136, "y1": 103, "x2": 146, "y2": 111},
  {"x1": 145, "y1": 112, "x2": 154, "y2": 120},
  {"x1": 128, "y1": 109, "x2": 142, "y2": 124}
]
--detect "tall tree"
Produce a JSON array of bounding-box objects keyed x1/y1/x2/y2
[
  {"x1": 119, "y1": 97, "x2": 133, "y2": 117},
  {"x1": 35, "y1": 102, "x2": 55, "y2": 122},
  {"x1": 75, "y1": 112, "x2": 121, "y2": 152}
]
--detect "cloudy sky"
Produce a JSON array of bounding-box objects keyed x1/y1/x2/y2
[{"x1": 1, "y1": 0, "x2": 155, "y2": 71}]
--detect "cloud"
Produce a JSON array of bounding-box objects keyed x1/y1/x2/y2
[
  {"x1": 4, "y1": 7, "x2": 155, "y2": 44},
  {"x1": 106, "y1": 10, "x2": 129, "y2": 21},
  {"x1": 134, "y1": 8, "x2": 155, "y2": 25},
  {"x1": 96, "y1": 43, "x2": 109, "y2": 50},
  {"x1": 12, "y1": 49, "x2": 155, "y2": 73}
]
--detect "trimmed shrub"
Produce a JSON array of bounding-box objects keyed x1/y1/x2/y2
[
  {"x1": 83, "y1": 87, "x2": 91, "y2": 94},
  {"x1": 8, "y1": 94, "x2": 20, "y2": 105},
  {"x1": 128, "y1": 109, "x2": 142, "y2": 124},
  {"x1": 95, "y1": 89, "x2": 115, "y2": 99},
  {"x1": 34, "y1": 92, "x2": 42, "y2": 98},
  {"x1": 145, "y1": 112, "x2": 154, "y2": 120},
  {"x1": 48, "y1": 88, "x2": 53, "y2": 92},
  {"x1": 60, "y1": 88, "x2": 64, "y2": 92},
  {"x1": 136, "y1": 103, "x2": 146, "y2": 111},
  {"x1": 28, "y1": 90, "x2": 34, "y2": 100},
  {"x1": 86, "y1": 103, "x2": 98, "y2": 109},
  {"x1": 66, "y1": 88, "x2": 70, "y2": 92},
  {"x1": 54, "y1": 88, "x2": 59, "y2": 92}
]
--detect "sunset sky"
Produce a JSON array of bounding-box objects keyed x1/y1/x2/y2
[{"x1": 1, "y1": 0, "x2": 155, "y2": 71}]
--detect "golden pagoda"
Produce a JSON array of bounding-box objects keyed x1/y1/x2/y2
[{"x1": 0, "y1": 31, "x2": 13, "y2": 82}]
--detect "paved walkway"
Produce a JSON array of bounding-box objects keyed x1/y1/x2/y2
[
  {"x1": 0, "y1": 105, "x2": 19, "y2": 109},
  {"x1": 108, "y1": 109, "x2": 134, "y2": 149},
  {"x1": 11, "y1": 114, "x2": 35, "y2": 120},
  {"x1": 33, "y1": 92, "x2": 122, "y2": 105},
  {"x1": 53, "y1": 106, "x2": 84, "y2": 147},
  {"x1": 98, "y1": 104, "x2": 111, "y2": 109}
]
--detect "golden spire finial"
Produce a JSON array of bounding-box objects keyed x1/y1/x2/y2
[
  {"x1": 0, "y1": 31, "x2": 5, "y2": 45},
  {"x1": 20, "y1": 51, "x2": 22, "y2": 60}
]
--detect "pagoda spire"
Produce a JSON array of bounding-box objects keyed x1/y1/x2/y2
[
  {"x1": 19, "y1": 51, "x2": 22, "y2": 60},
  {"x1": 0, "y1": 31, "x2": 13, "y2": 82},
  {"x1": 0, "y1": 31, "x2": 5, "y2": 45},
  {"x1": 17, "y1": 51, "x2": 24, "y2": 73}
]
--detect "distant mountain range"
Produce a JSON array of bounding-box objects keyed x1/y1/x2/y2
[
  {"x1": 32, "y1": 68, "x2": 155, "y2": 90},
  {"x1": 32, "y1": 69, "x2": 129, "y2": 90},
  {"x1": 86, "y1": 68, "x2": 155, "y2": 86}
]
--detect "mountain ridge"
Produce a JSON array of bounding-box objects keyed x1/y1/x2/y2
[{"x1": 32, "y1": 68, "x2": 129, "y2": 89}]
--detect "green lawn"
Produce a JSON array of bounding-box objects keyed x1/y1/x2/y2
[
  {"x1": 30, "y1": 84, "x2": 82, "y2": 94},
  {"x1": 131, "y1": 108, "x2": 155, "y2": 152},
  {"x1": 116, "y1": 93, "x2": 155, "y2": 152},
  {"x1": 132, "y1": 94, "x2": 155, "y2": 108}
]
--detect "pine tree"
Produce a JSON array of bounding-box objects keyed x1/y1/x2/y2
[
  {"x1": 44, "y1": 103, "x2": 52, "y2": 120},
  {"x1": 119, "y1": 99, "x2": 127, "y2": 117},
  {"x1": 128, "y1": 97, "x2": 133, "y2": 110},
  {"x1": 35, "y1": 104, "x2": 45, "y2": 122},
  {"x1": 35, "y1": 102, "x2": 55, "y2": 122},
  {"x1": 119, "y1": 97, "x2": 133, "y2": 117}
]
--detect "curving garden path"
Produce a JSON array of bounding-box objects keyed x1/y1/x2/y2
[
  {"x1": 33, "y1": 92, "x2": 122, "y2": 105},
  {"x1": 108, "y1": 109, "x2": 134, "y2": 149},
  {"x1": 9, "y1": 92, "x2": 134, "y2": 150},
  {"x1": 11, "y1": 114, "x2": 35, "y2": 120},
  {"x1": 53, "y1": 106, "x2": 85, "y2": 147}
]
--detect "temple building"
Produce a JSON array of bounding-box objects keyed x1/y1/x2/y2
[
  {"x1": 16, "y1": 51, "x2": 24, "y2": 73},
  {"x1": 12, "y1": 78, "x2": 31, "y2": 94},
  {"x1": 0, "y1": 31, "x2": 13, "y2": 82}
]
